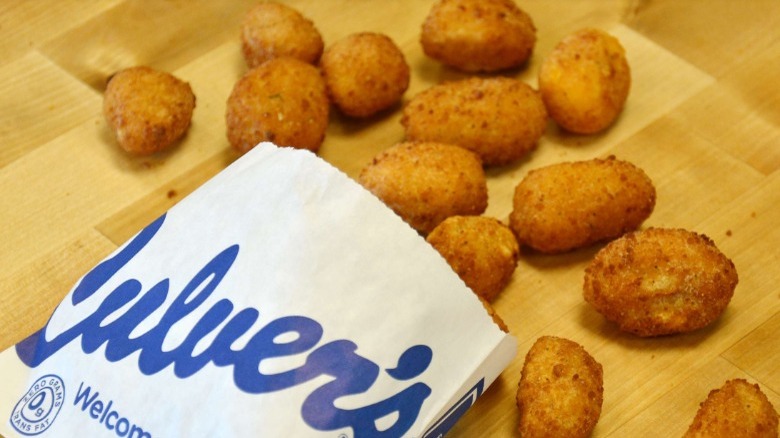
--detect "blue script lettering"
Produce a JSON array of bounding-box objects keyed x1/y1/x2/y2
[{"x1": 16, "y1": 214, "x2": 433, "y2": 437}]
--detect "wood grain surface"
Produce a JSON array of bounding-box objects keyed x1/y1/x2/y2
[{"x1": 1, "y1": 1, "x2": 779, "y2": 436}]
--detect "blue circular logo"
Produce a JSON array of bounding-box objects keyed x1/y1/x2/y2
[{"x1": 10, "y1": 374, "x2": 65, "y2": 436}]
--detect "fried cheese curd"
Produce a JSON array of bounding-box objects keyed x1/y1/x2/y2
[
  {"x1": 426, "y1": 215, "x2": 519, "y2": 301},
  {"x1": 358, "y1": 142, "x2": 487, "y2": 235},
  {"x1": 683, "y1": 379, "x2": 779, "y2": 438},
  {"x1": 509, "y1": 156, "x2": 655, "y2": 253},
  {"x1": 103, "y1": 66, "x2": 196, "y2": 155},
  {"x1": 240, "y1": 1, "x2": 324, "y2": 68},
  {"x1": 584, "y1": 228, "x2": 739, "y2": 337},
  {"x1": 539, "y1": 28, "x2": 631, "y2": 134},
  {"x1": 421, "y1": 0, "x2": 536, "y2": 72},
  {"x1": 401, "y1": 77, "x2": 547, "y2": 166},
  {"x1": 320, "y1": 32, "x2": 410, "y2": 118},
  {"x1": 517, "y1": 336, "x2": 604, "y2": 438},
  {"x1": 226, "y1": 57, "x2": 329, "y2": 154}
]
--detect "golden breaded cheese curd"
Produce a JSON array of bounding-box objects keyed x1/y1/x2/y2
[
  {"x1": 358, "y1": 142, "x2": 488, "y2": 235},
  {"x1": 240, "y1": 1, "x2": 324, "y2": 68},
  {"x1": 426, "y1": 215, "x2": 519, "y2": 301},
  {"x1": 684, "y1": 379, "x2": 779, "y2": 438},
  {"x1": 320, "y1": 32, "x2": 410, "y2": 118},
  {"x1": 539, "y1": 28, "x2": 630, "y2": 134},
  {"x1": 421, "y1": 0, "x2": 536, "y2": 72},
  {"x1": 103, "y1": 66, "x2": 196, "y2": 155},
  {"x1": 401, "y1": 77, "x2": 547, "y2": 166},
  {"x1": 226, "y1": 57, "x2": 329, "y2": 154},
  {"x1": 584, "y1": 228, "x2": 739, "y2": 337},
  {"x1": 509, "y1": 156, "x2": 655, "y2": 253},
  {"x1": 517, "y1": 336, "x2": 604, "y2": 438}
]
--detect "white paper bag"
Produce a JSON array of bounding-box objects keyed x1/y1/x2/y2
[{"x1": 1, "y1": 143, "x2": 516, "y2": 437}]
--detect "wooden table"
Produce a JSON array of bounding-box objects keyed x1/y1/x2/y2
[{"x1": 2, "y1": 1, "x2": 778, "y2": 436}]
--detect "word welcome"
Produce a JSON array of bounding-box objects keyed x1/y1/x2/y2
[{"x1": 74, "y1": 382, "x2": 150, "y2": 438}]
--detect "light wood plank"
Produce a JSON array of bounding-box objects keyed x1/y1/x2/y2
[
  {"x1": 0, "y1": 0, "x2": 120, "y2": 66},
  {"x1": 723, "y1": 311, "x2": 780, "y2": 393},
  {"x1": 0, "y1": 51, "x2": 102, "y2": 168},
  {"x1": 0, "y1": 229, "x2": 116, "y2": 352},
  {"x1": 625, "y1": 0, "x2": 780, "y2": 78},
  {"x1": 668, "y1": 44, "x2": 780, "y2": 175},
  {"x1": 38, "y1": 0, "x2": 260, "y2": 90},
  {"x1": 614, "y1": 116, "x2": 764, "y2": 229},
  {"x1": 612, "y1": 356, "x2": 780, "y2": 437},
  {"x1": 0, "y1": 116, "x2": 213, "y2": 271}
]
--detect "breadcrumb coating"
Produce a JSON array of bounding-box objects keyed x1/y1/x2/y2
[
  {"x1": 103, "y1": 66, "x2": 195, "y2": 155},
  {"x1": 240, "y1": 1, "x2": 323, "y2": 68},
  {"x1": 427, "y1": 215, "x2": 519, "y2": 301},
  {"x1": 402, "y1": 77, "x2": 547, "y2": 166},
  {"x1": 321, "y1": 32, "x2": 410, "y2": 118},
  {"x1": 358, "y1": 142, "x2": 488, "y2": 234},
  {"x1": 584, "y1": 228, "x2": 738, "y2": 337},
  {"x1": 517, "y1": 336, "x2": 604, "y2": 438},
  {"x1": 684, "y1": 379, "x2": 779, "y2": 438},
  {"x1": 226, "y1": 57, "x2": 329, "y2": 154},
  {"x1": 510, "y1": 156, "x2": 655, "y2": 253},
  {"x1": 539, "y1": 28, "x2": 630, "y2": 134},
  {"x1": 421, "y1": 0, "x2": 536, "y2": 72}
]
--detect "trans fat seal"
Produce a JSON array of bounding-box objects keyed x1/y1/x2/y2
[{"x1": 10, "y1": 374, "x2": 65, "y2": 436}]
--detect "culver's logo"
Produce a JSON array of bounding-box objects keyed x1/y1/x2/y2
[{"x1": 16, "y1": 214, "x2": 433, "y2": 437}]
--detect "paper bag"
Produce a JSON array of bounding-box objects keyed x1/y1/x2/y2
[{"x1": 0, "y1": 143, "x2": 516, "y2": 437}]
